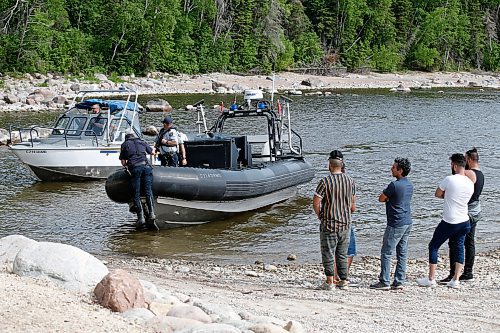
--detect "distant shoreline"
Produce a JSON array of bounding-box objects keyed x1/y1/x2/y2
[{"x1": 0, "y1": 71, "x2": 499, "y2": 113}]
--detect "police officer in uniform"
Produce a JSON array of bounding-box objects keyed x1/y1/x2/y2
[
  {"x1": 155, "y1": 116, "x2": 186, "y2": 166},
  {"x1": 119, "y1": 133, "x2": 157, "y2": 230}
]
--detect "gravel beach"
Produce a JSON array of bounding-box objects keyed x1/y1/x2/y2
[
  {"x1": 1, "y1": 71, "x2": 499, "y2": 332},
  {"x1": 1, "y1": 247, "x2": 498, "y2": 332}
]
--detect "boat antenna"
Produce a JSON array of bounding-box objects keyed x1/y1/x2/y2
[{"x1": 270, "y1": 73, "x2": 275, "y2": 108}]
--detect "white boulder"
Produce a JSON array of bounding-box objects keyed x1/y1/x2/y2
[
  {"x1": 12, "y1": 241, "x2": 109, "y2": 293},
  {"x1": 0, "y1": 235, "x2": 38, "y2": 272}
]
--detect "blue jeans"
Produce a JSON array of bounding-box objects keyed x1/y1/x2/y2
[
  {"x1": 130, "y1": 164, "x2": 154, "y2": 212},
  {"x1": 379, "y1": 224, "x2": 412, "y2": 286},
  {"x1": 347, "y1": 225, "x2": 356, "y2": 257},
  {"x1": 428, "y1": 220, "x2": 470, "y2": 264},
  {"x1": 320, "y1": 228, "x2": 350, "y2": 280}
]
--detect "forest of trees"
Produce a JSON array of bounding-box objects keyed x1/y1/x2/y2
[{"x1": 1, "y1": 0, "x2": 500, "y2": 75}]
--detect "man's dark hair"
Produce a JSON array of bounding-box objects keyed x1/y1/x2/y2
[
  {"x1": 466, "y1": 147, "x2": 479, "y2": 162},
  {"x1": 394, "y1": 157, "x2": 411, "y2": 177},
  {"x1": 450, "y1": 153, "x2": 466, "y2": 167},
  {"x1": 329, "y1": 158, "x2": 343, "y2": 168}
]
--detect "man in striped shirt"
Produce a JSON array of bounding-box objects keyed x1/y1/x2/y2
[{"x1": 313, "y1": 150, "x2": 357, "y2": 290}]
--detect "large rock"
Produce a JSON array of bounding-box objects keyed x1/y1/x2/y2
[
  {"x1": 149, "y1": 296, "x2": 183, "y2": 316},
  {"x1": 143, "y1": 125, "x2": 159, "y2": 136},
  {"x1": 52, "y1": 95, "x2": 68, "y2": 104},
  {"x1": 193, "y1": 300, "x2": 240, "y2": 322},
  {"x1": 94, "y1": 269, "x2": 145, "y2": 312},
  {"x1": 211, "y1": 80, "x2": 229, "y2": 91},
  {"x1": 176, "y1": 323, "x2": 242, "y2": 333},
  {"x1": 70, "y1": 83, "x2": 80, "y2": 92},
  {"x1": 0, "y1": 235, "x2": 38, "y2": 272},
  {"x1": 12, "y1": 241, "x2": 108, "y2": 293},
  {"x1": 283, "y1": 320, "x2": 305, "y2": 333},
  {"x1": 121, "y1": 307, "x2": 156, "y2": 323},
  {"x1": 146, "y1": 98, "x2": 173, "y2": 113},
  {"x1": 167, "y1": 305, "x2": 212, "y2": 323},
  {"x1": 300, "y1": 78, "x2": 325, "y2": 88},
  {"x1": 4, "y1": 94, "x2": 20, "y2": 104},
  {"x1": 146, "y1": 316, "x2": 204, "y2": 332},
  {"x1": 94, "y1": 73, "x2": 108, "y2": 81},
  {"x1": 249, "y1": 323, "x2": 289, "y2": 333},
  {"x1": 31, "y1": 88, "x2": 54, "y2": 99}
]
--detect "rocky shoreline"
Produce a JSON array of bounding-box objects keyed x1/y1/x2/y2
[
  {"x1": 1, "y1": 233, "x2": 499, "y2": 332},
  {"x1": 0, "y1": 71, "x2": 499, "y2": 113}
]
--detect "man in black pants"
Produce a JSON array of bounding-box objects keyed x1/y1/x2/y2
[
  {"x1": 119, "y1": 133, "x2": 157, "y2": 230},
  {"x1": 440, "y1": 148, "x2": 484, "y2": 283}
]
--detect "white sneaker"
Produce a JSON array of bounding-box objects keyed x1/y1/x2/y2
[
  {"x1": 447, "y1": 279, "x2": 460, "y2": 289},
  {"x1": 417, "y1": 277, "x2": 437, "y2": 288}
]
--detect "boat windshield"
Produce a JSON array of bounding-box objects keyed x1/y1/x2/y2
[
  {"x1": 52, "y1": 116, "x2": 71, "y2": 135},
  {"x1": 66, "y1": 117, "x2": 88, "y2": 136}
]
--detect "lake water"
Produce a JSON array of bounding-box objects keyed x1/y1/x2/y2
[{"x1": 0, "y1": 89, "x2": 498, "y2": 264}]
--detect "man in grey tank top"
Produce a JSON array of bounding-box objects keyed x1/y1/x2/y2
[{"x1": 440, "y1": 148, "x2": 484, "y2": 283}]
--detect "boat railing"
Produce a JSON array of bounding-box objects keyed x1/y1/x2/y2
[
  {"x1": 9, "y1": 125, "x2": 100, "y2": 148},
  {"x1": 66, "y1": 88, "x2": 141, "y2": 144},
  {"x1": 192, "y1": 99, "x2": 208, "y2": 134},
  {"x1": 276, "y1": 96, "x2": 303, "y2": 156}
]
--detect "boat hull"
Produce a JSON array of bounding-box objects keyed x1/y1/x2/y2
[
  {"x1": 105, "y1": 159, "x2": 315, "y2": 225},
  {"x1": 154, "y1": 187, "x2": 297, "y2": 228},
  {"x1": 10, "y1": 144, "x2": 124, "y2": 181}
]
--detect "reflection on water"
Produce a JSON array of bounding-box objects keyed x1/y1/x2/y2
[{"x1": 0, "y1": 89, "x2": 499, "y2": 264}]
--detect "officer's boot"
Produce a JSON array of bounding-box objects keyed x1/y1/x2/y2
[
  {"x1": 135, "y1": 202, "x2": 146, "y2": 230},
  {"x1": 145, "y1": 196, "x2": 159, "y2": 231}
]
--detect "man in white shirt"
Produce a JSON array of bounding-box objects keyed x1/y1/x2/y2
[{"x1": 417, "y1": 153, "x2": 473, "y2": 289}]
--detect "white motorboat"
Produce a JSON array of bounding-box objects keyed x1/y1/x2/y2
[{"x1": 8, "y1": 89, "x2": 144, "y2": 181}]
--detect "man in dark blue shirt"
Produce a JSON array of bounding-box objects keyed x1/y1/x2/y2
[
  {"x1": 119, "y1": 133, "x2": 157, "y2": 230},
  {"x1": 371, "y1": 157, "x2": 413, "y2": 290}
]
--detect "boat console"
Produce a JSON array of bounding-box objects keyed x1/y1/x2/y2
[{"x1": 184, "y1": 90, "x2": 303, "y2": 170}]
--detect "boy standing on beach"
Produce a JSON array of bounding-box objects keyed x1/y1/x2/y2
[
  {"x1": 417, "y1": 153, "x2": 473, "y2": 289},
  {"x1": 313, "y1": 150, "x2": 356, "y2": 290},
  {"x1": 370, "y1": 158, "x2": 413, "y2": 290}
]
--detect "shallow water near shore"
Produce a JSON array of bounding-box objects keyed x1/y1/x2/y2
[{"x1": 0, "y1": 88, "x2": 499, "y2": 264}]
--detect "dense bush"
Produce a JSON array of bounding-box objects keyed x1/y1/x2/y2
[{"x1": 0, "y1": 0, "x2": 499, "y2": 75}]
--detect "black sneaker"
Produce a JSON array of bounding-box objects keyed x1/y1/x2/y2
[
  {"x1": 459, "y1": 274, "x2": 475, "y2": 282},
  {"x1": 438, "y1": 275, "x2": 453, "y2": 285},
  {"x1": 370, "y1": 281, "x2": 390, "y2": 290},
  {"x1": 391, "y1": 283, "x2": 404, "y2": 290}
]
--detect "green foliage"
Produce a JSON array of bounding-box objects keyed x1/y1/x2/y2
[
  {"x1": 293, "y1": 32, "x2": 324, "y2": 66},
  {"x1": 0, "y1": 0, "x2": 499, "y2": 74},
  {"x1": 410, "y1": 44, "x2": 440, "y2": 71},
  {"x1": 108, "y1": 72, "x2": 126, "y2": 83},
  {"x1": 483, "y1": 42, "x2": 500, "y2": 71},
  {"x1": 275, "y1": 38, "x2": 295, "y2": 70},
  {"x1": 371, "y1": 44, "x2": 402, "y2": 72}
]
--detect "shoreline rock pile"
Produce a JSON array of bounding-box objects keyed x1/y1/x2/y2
[
  {"x1": 1, "y1": 71, "x2": 499, "y2": 113},
  {"x1": 0, "y1": 235, "x2": 306, "y2": 333}
]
